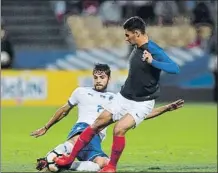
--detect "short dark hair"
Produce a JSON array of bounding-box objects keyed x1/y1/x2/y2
[
  {"x1": 123, "y1": 16, "x2": 146, "y2": 34},
  {"x1": 93, "y1": 63, "x2": 111, "y2": 77}
]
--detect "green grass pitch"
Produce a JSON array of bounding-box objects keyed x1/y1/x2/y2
[{"x1": 1, "y1": 103, "x2": 217, "y2": 172}]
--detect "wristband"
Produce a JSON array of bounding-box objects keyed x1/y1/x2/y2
[{"x1": 44, "y1": 126, "x2": 48, "y2": 130}]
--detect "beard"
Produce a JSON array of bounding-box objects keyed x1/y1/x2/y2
[
  {"x1": 94, "y1": 82, "x2": 109, "y2": 92},
  {"x1": 94, "y1": 85, "x2": 107, "y2": 92}
]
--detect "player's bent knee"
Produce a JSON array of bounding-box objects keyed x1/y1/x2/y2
[
  {"x1": 113, "y1": 125, "x2": 127, "y2": 136},
  {"x1": 113, "y1": 115, "x2": 136, "y2": 136}
]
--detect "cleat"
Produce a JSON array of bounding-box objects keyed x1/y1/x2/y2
[
  {"x1": 99, "y1": 164, "x2": 116, "y2": 172},
  {"x1": 54, "y1": 154, "x2": 73, "y2": 166}
]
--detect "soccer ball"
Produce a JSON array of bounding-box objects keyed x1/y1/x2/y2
[{"x1": 45, "y1": 149, "x2": 64, "y2": 172}]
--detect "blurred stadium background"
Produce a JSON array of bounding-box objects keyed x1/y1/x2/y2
[
  {"x1": 1, "y1": 0, "x2": 217, "y2": 172},
  {"x1": 1, "y1": 0, "x2": 217, "y2": 103}
]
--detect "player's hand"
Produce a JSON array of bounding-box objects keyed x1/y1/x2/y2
[
  {"x1": 54, "y1": 154, "x2": 73, "y2": 166},
  {"x1": 166, "y1": 99, "x2": 184, "y2": 111},
  {"x1": 30, "y1": 126, "x2": 47, "y2": 138},
  {"x1": 142, "y1": 50, "x2": 153, "y2": 64}
]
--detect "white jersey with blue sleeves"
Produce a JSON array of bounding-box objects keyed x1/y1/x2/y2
[{"x1": 68, "y1": 87, "x2": 115, "y2": 140}]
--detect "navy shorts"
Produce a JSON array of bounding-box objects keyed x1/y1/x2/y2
[{"x1": 67, "y1": 122, "x2": 108, "y2": 161}]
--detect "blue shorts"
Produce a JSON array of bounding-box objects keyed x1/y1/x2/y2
[{"x1": 67, "y1": 122, "x2": 108, "y2": 161}]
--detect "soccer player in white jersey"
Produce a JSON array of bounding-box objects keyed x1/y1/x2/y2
[
  {"x1": 31, "y1": 64, "x2": 115, "y2": 171},
  {"x1": 31, "y1": 63, "x2": 184, "y2": 172}
]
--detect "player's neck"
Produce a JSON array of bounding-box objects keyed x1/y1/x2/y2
[
  {"x1": 136, "y1": 35, "x2": 149, "y2": 48},
  {"x1": 92, "y1": 87, "x2": 106, "y2": 93}
]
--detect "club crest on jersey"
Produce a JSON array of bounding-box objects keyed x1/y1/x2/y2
[
  {"x1": 88, "y1": 93, "x2": 93, "y2": 96},
  {"x1": 109, "y1": 95, "x2": 114, "y2": 101},
  {"x1": 100, "y1": 95, "x2": 106, "y2": 99}
]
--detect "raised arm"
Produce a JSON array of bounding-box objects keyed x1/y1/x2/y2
[
  {"x1": 142, "y1": 50, "x2": 180, "y2": 74},
  {"x1": 144, "y1": 99, "x2": 184, "y2": 120}
]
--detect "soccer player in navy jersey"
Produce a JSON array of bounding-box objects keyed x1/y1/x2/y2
[{"x1": 54, "y1": 16, "x2": 180, "y2": 172}]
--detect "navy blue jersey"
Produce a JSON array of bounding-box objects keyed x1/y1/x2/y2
[{"x1": 120, "y1": 40, "x2": 179, "y2": 101}]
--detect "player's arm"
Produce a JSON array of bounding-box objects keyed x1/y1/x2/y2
[
  {"x1": 30, "y1": 103, "x2": 75, "y2": 138},
  {"x1": 30, "y1": 88, "x2": 80, "y2": 138},
  {"x1": 142, "y1": 50, "x2": 180, "y2": 74},
  {"x1": 44, "y1": 103, "x2": 74, "y2": 130},
  {"x1": 144, "y1": 99, "x2": 184, "y2": 120}
]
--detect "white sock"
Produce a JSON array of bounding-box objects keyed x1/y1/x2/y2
[
  {"x1": 46, "y1": 141, "x2": 74, "y2": 156},
  {"x1": 69, "y1": 161, "x2": 100, "y2": 172}
]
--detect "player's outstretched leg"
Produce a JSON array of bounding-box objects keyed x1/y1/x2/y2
[
  {"x1": 71, "y1": 156, "x2": 109, "y2": 172},
  {"x1": 70, "y1": 161, "x2": 100, "y2": 171},
  {"x1": 70, "y1": 134, "x2": 109, "y2": 172},
  {"x1": 55, "y1": 110, "x2": 114, "y2": 166},
  {"x1": 100, "y1": 113, "x2": 136, "y2": 172}
]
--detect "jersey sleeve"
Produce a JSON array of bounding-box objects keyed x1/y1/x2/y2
[
  {"x1": 68, "y1": 87, "x2": 80, "y2": 107},
  {"x1": 148, "y1": 42, "x2": 180, "y2": 74}
]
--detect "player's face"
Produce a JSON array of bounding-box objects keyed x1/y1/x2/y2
[
  {"x1": 93, "y1": 71, "x2": 110, "y2": 92},
  {"x1": 124, "y1": 29, "x2": 137, "y2": 45}
]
